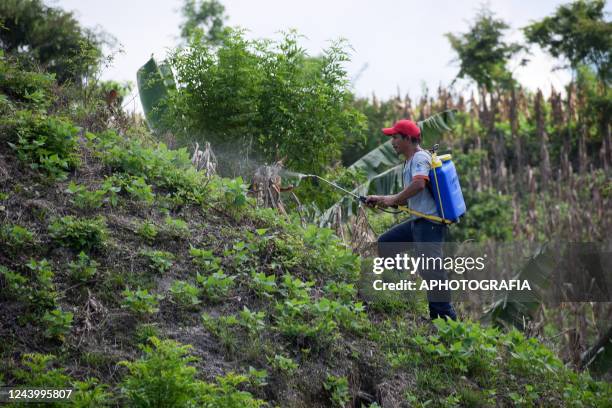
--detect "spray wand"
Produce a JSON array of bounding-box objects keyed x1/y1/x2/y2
[{"x1": 298, "y1": 174, "x2": 367, "y2": 204}]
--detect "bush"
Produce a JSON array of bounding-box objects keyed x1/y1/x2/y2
[
  {"x1": 67, "y1": 251, "x2": 99, "y2": 282},
  {"x1": 41, "y1": 308, "x2": 73, "y2": 341},
  {"x1": 137, "y1": 221, "x2": 158, "y2": 242},
  {"x1": 197, "y1": 271, "x2": 235, "y2": 302},
  {"x1": 121, "y1": 288, "x2": 163, "y2": 317},
  {"x1": 5, "y1": 110, "x2": 80, "y2": 180},
  {"x1": 324, "y1": 374, "x2": 350, "y2": 408},
  {"x1": 119, "y1": 337, "x2": 202, "y2": 407},
  {"x1": 141, "y1": 249, "x2": 174, "y2": 274},
  {"x1": 48, "y1": 216, "x2": 108, "y2": 252},
  {"x1": 0, "y1": 223, "x2": 35, "y2": 250},
  {"x1": 120, "y1": 337, "x2": 265, "y2": 407},
  {"x1": 169, "y1": 280, "x2": 201, "y2": 310}
]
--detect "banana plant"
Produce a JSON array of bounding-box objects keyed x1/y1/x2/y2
[
  {"x1": 137, "y1": 56, "x2": 176, "y2": 134},
  {"x1": 319, "y1": 110, "x2": 457, "y2": 227}
]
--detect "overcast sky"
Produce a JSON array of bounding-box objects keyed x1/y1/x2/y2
[{"x1": 51, "y1": 0, "x2": 608, "y2": 113}]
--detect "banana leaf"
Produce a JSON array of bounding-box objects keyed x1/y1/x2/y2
[
  {"x1": 137, "y1": 56, "x2": 176, "y2": 133},
  {"x1": 481, "y1": 244, "x2": 554, "y2": 331},
  {"x1": 318, "y1": 163, "x2": 403, "y2": 227}
]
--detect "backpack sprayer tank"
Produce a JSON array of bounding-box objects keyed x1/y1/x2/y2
[{"x1": 429, "y1": 153, "x2": 466, "y2": 222}]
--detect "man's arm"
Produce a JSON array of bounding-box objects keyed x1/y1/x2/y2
[{"x1": 366, "y1": 178, "x2": 426, "y2": 208}]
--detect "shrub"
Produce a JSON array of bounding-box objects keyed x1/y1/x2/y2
[
  {"x1": 42, "y1": 308, "x2": 73, "y2": 341},
  {"x1": 121, "y1": 288, "x2": 163, "y2": 317},
  {"x1": 6, "y1": 110, "x2": 80, "y2": 180},
  {"x1": 163, "y1": 216, "x2": 190, "y2": 239},
  {"x1": 137, "y1": 221, "x2": 158, "y2": 242},
  {"x1": 197, "y1": 271, "x2": 235, "y2": 302},
  {"x1": 0, "y1": 223, "x2": 35, "y2": 249},
  {"x1": 169, "y1": 280, "x2": 201, "y2": 310},
  {"x1": 268, "y1": 354, "x2": 298, "y2": 375},
  {"x1": 119, "y1": 337, "x2": 202, "y2": 408},
  {"x1": 324, "y1": 374, "x2": 350, "y2": 408},
  {"x1": 48, "y1": 216, "x2": 108, "y2": 252},
  {"x1": 141, "y1": 249, "x2": 174, "y2": 273},
  {"x1": 67, "y1": 251, "x2": 98, "y2": 282}
]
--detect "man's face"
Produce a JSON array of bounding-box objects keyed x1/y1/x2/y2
[{"x1": 390, "y1": 134, "x2": 411, "y2": 154}]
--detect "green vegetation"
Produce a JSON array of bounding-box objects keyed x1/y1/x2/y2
[
  {"x1": 0, "y1": 2, "x2": 610, "y2": 406},
  {"x1": 48, "y1": 216, "x2": 108, "y2": 252}
]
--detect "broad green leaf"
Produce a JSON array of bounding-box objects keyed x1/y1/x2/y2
[{"x1": 137, "y1": 56, "x2": 176, "y2": 133}]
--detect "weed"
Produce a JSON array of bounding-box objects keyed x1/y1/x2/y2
[
  {"x1": 268, "y1": 354, "x2": 298, "y2": 375},
  {"x1": 201, "y1": 313, "x2": 239, "y2": 353},
  {"x1": 250, "y1": 271, "x2": 277, "y2": 298},
  {"x1": 324, "y1": 374, "x2": 349, "y2": 408},
  {"x1": 163, "y1": 216, "x2": 190, "y2": 239},
  {"x1": 137, "y1": 221, "x2": 158, "y2": 242},
  {"x1": 121, "y1": 288, "x2": 163, "y2": 317},
  {"x1": 6, "y1": 110, "x2": 80, "y2": 180},
  {"x1": 189, "y1": 247, "x2": 221, "y2": 272},
  {"x1": 65, "y1": 182, "x2": 106, "y2": 210},
  {"x1": 68, "y1": 251, "x2": 98, "y2": 282},
  {"x1": 48, "y1": 216, "x2": 108, "y2": 252},
  {"x1": 24, "y1": 259, "x2": 57, "y2": 312},
  {"x1": 134, "y1": 323, "x2": 161, "y2": 344},
  {"x1": 42, "y1": 308, "x2": 73, "y2": 341},
  {"x1": 237, "y1": 306, "x2": 266, "y2": 337},
  {"x1": 0, "y1": 223, "x2": 35, "y2": 249},
  {"x1": 141, "y1": 249, "x2": 174, "y2": 274},
  {"x1": 197, "y1": 271, "x2": 235, "y2": 302},
  {"x1": 169, "y1": 280, "x2": 201, "y2": 310}
]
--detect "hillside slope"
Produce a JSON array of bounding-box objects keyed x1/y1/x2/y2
[{"x1": 0, "y1": 58, "x2": 610, "y2": 407}]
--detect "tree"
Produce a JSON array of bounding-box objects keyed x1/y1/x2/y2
[
  {"x1": 524, "y1": 0, "x2": 611, "y2": 82},
  {"x1": 0, "y1": 0, "x2": 103, "y2": 84},
  {"x1": 180, "y1": 0, "x2": 228, "y2": 45},
  {"x1": 445, "y1": 7, "x2": 523, "y2": 92},
  {"x1": 167, "y1": 29, "x2": 366, "y2": 175}
]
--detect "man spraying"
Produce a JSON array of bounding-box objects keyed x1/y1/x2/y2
[{"x1": 366, "y1": 119, "x2": 457, "y2": 321}]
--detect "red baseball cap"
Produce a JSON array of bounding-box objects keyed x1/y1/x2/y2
[{"x1": 382, "y1": 119, "x2": 421, "y2": 140}]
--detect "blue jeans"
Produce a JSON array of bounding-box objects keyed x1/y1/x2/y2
[{"x1": 378, "y1": 218, "x2": 457, "y2": 320}]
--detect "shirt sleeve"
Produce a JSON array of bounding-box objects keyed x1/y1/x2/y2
[{"x1": 412, "y1": 151, "x2": 431, "y2": 181}]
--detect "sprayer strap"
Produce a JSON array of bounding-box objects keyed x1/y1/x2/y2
[{"x1": 396, "y1": 205, "x2": 453, "y2": 225}]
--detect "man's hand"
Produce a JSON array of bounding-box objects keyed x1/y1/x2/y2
[{"x1": 365, "y1": 195, "x2": 396, "y2": 208}]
